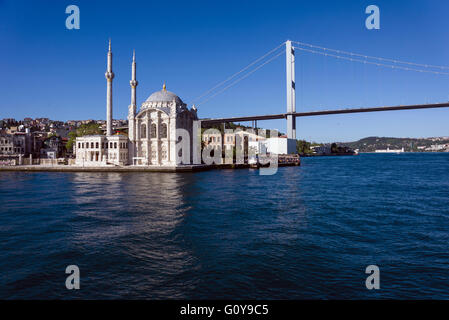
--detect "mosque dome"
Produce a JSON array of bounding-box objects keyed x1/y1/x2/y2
[{"x1": 145, "y1": 83, "x2": 183, "y2": 105}]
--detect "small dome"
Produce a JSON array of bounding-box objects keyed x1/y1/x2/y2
[{"x1": 145, "y1": 83, "x2": 183, "y2": 105}]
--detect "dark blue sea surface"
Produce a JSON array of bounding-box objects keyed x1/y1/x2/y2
[{"x1": 0, "y1": 153, "x2": 448, "y2": 299}]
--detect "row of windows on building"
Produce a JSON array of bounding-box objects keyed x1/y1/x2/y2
[
  {"x1": 140, "y1": 123, "x2": 168, "y2": 139},
  {"x1": 77, "y1": 141, "x2": 128, "y2": 150},
  {"x1": 142, "y1": 147, "x2": 168, "y2": 160},
  {"x1": 203, "y1": 136, "x2": 221, "y2": 143},
  {"x1": 0, "y1": 139, "x2": 23, "y2": 145},
  {"x1": 0, "y1": 147, "x2": 24, "y2": 153},
  {"x1": 203, "y1": 135, "x2": 262, "y2": 143},
  {"x1": 203, "y1": 135, "x2": 238, "y2": 143},
  {"x1": 86, "y1": 151, "x2": 128, "y2": 162}
]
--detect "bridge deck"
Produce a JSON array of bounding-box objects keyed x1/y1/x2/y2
[{"x1": 200, "y1": 102, "x2": 449, "y2": 124}]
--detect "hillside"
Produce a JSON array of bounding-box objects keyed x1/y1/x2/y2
[{"x1": 339, "y1": 136, "x2": 449, "y2": 152}]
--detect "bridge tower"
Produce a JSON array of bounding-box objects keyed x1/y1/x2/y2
[{"x1": 286, "y1": 40, "x2": 296, "y2": 139}]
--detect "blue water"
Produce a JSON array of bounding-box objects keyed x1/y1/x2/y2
[{"x1": 0, "y1": 153, "x2": 448, "y2": 299}]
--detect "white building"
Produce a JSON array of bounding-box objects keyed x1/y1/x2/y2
[
  {"x1": 311, "y1": 145, "x2": 331, "y2": 155},
  {"x1": 263, "y1": 137, "x2": 297, "y2": 155},
  {"x1": 374, "y1": 147, "x2": 405, "y2": 153},
  {"x1": 75, "y1": 41, "x2": 198, "y2": 167},
  {"x1": 203, "y1": 130, "x2": 297, "y2": 156},
  {"x1": 129, "y1": 84, "x2": 197, "y2": 166},
  {"x1": 75, "y1": 135, "x2": 129, "y2": 166},
  {"x1": 425, "y1": 144, "x2": 449, "y2": 151}
]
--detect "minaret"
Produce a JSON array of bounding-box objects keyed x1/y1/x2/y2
[
  {"x1": 128, "y1": 50, "x2": 138, "y2": 164},
  {"x1": 105, "y1": 39, "x2": 115, "y2": 136},
  {"x1": 130, "y1": 49, "x2": 138, "y2": 112}
]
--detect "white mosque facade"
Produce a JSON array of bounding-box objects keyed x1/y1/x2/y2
[{"x1": 75, "y1": 41, "x2": 198, "y2": 167}]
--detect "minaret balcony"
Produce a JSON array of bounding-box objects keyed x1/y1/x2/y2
[{"x1": 105, "y1": 71, "x2": 115, "y2": 80}]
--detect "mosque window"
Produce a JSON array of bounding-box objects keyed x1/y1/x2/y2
[
  {"x1": 91, "y1": 142, "x2": 94, "y2": 149},
  {"x1": 114, "y1": 142, "x2": 117, "y2": 149},
  {"x1": 96, "y1": 142, "x2": 99, "y2": 148},
  {"x1": 161, "y1": 123, "x2": 168, "y2": 139},
  {"x1": 141, "y1": 124, "x2": 147, "y2": 138},
  {"x1": 150, "y1": 123, "x2": 157, "y2": 138}
]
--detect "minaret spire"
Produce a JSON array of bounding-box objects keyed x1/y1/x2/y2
[
  {"x1": 130, "y1": 49, "x2": 138, "y2": 108},
  {"x1": 105, "y1": 39, "x2": 115, "y2": 136}
]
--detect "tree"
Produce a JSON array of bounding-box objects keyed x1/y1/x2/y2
[
  {"x1": 66, "y1": 123, "x2": 103, "y2": 151},
  {"x1": 331, "y1": 143, "x2": 338, "y2": 153},
  {"x1": 296, "y1": 139, "x2": 313, "y2": 154}
]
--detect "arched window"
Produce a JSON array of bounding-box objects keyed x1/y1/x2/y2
[
  {"x1": 150, "y1": 123, "x2": 157, "y2": 138},
  {"x1": 141, "y1": 124, "x2": 147, "y2": 138},
  {"x1": 160, "y1": 123, "x2": 168, "y2": 139}
]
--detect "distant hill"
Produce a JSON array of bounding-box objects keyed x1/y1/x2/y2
[{"x1": 339, "y1": 136, "x2": 449, "y2": 152}]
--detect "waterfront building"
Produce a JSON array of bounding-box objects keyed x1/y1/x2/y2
[
  {"x1": 203, "y1": 131, "x2": 222, "y2": 148},
  {"x1": 310, "y1": 145, "x2": 330, "y2": 155},
  {"x1": 128, "y1": 82, "x2": 198, "y2": 166},
  {"x1": 228, "y1": 131, "x2": 266, "y2": 154},
  {"x1": 75, "y1": 135, "x2": 129, "y2": 166},
  {"x1": 424, "y1": 144, "x2": 449, "y2": 151},
  {"x1": 75, "y1": 41, "x2": 198, "y2": 167},
  {"x1": 375, "y1": 147, "x2": 405, "y2": 153},
  {"x1": 0, "y1": 132, "x2": 33, "y2": 165},
  {"x1": 202, "y1": 130, "x2": 301, "y2": 156},
  {"x1": 204, "y1": 130, "x2": 267, "y2": 155},
  {"x1": 40, "y1": 135, "x2": 64, "y2": 159},
  {"x1": 263, "y1": 137, "x2": 296, "y2": 155}
]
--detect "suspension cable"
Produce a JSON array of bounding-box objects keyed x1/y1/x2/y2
[
  {"x1": 197, "y1": 50, "x2": 285, "y2": 106},
  {"x1": 293, "y1": 46, "x2": 449, "y2": 76},
  {"x1": 192, "y1": 42, "x2": 286, "y2": 105},
  {"x1": 292, "y1": 40, "x2": 449, "y2": 70}
]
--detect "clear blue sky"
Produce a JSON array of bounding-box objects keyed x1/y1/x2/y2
[{"x1": 1, "y1": 0, "x2": 448, "y2": 142}]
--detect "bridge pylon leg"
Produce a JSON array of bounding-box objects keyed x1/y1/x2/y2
[{"x1": 286, "y1": 40, "x2": 296, "y2": 140}]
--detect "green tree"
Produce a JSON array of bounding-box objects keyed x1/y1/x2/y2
[
  {"x1": 296, "y1": 139, "x2": 313, "y2": 154},
  {"x1": 66, "y1": 123, "x2": 103, "y2": 151},
  {"x1": 330, "y1": 143, "x2": 338, "y2": 153}
]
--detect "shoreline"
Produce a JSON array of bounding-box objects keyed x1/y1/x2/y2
[{"x1": 0, "y1": 162, "x2": 299, "y2": 173}]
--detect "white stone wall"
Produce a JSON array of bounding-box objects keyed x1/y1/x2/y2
[{"x1": 264, "y1": 138, "x2": 297, "y2": 155}]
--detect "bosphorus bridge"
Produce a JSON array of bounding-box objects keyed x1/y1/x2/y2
[{"x1": 196, "y1": 40, "x2": 449, "y2": 140}]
